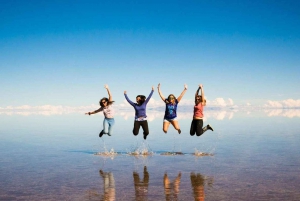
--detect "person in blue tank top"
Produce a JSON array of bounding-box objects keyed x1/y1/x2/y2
[
  {"x1": 157, "y1": 83, "x2": 187, "y2": 134},
  {"x1": 124, "y1": 86, "x2": 154, "y2": 140}
]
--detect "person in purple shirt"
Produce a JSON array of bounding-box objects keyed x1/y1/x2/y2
[
  {"x1": 157, "y1": 83, "x2": 187, "y2": 134},
  {"x1": 124, "y1": 86, "x2": 154, "y2": 140}
]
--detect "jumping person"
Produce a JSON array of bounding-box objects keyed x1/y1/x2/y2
[
  {"x1": 157, "y1": 83, "x2": 187, "y2": 134},
  {"x1": 124, "y1": 86, "x2": 154, "y2": 140},
  {"x1": 85, "y1": 84, "x2": 115, "y2": 137},
  {"x1": 190, "y1": 84, "x2": 213, "y2": 137}
]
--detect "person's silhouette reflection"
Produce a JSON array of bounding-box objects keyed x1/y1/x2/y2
[
  {"x1": 190, "y1": 172, "x2": 214, "y2": 201},
  {"x1": 164, "y1": 171, "x2": 181, "y2": 201},
  {"x1": 133, "y1": 166, "x2": 149, "y2": 201},
  {"x1": 99, "y1": 170, "x2": 116, "y2": 201}
]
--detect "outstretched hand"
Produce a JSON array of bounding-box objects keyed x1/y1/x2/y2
[
  {"x1": 152, "y1": 86, "x2": 154, "y2": 90},
  {"x1": 199, "y1": 84, "x2": 203, "y2": 89},
  {"x1": 104, "y1": 84, "x2": 109, "y2": 89},
  {"x1": 157, "y1": 83, "x2": 161, "y2": 89},
  {"x1": 184, "y1": 84, "x2": 188, "y2": 89},
  {"x1": 124, "y1": 90, "x2": 127, "y2": 94}
]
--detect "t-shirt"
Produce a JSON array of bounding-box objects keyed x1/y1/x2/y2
[
  {"x1": 99, "y1": 105, "x2": 114, "y2": 118},
  {"x1": 124, "y1": 90, "x2": 154, "y2": 119},
  {"x1": 164, "y1": 99, "x2": 178, "y2": 119},
  {"x1": 193, "y1": 103, "x2": 204, "y2": 118}
]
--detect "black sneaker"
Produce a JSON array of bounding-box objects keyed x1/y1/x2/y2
[
  {"x1": 99, "y1": 130, "x2": 104, "y2": 137},
  {"x1": 178, "y1": 129, "x2": 181, "y2": 134},
  {"x1": 107, "y1": 133, "x2": 111, "y2": 136},
  {"x1": 207, "y1": 124, "x2": 214, "y2": 131},
  {"x1": 143, "y1": 133, "x2": 148, "y2": 140}
]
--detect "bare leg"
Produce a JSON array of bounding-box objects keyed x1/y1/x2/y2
[
  {"x1": 163, "y1": 121, "x2": 170, "y2": 133},
  {"x1": 170, "y1": 120, "x2": 181, "y2": 134}
]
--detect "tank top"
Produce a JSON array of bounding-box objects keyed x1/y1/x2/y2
[{"x1": 193, "y1": 103, "x2": 203, "y2": 118}]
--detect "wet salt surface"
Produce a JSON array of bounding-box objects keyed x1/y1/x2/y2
[{"x1": 0, "y1": 110, "x2": 300, "y2": 200}]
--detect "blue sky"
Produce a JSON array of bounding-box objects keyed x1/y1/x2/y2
[{"x1": 1, "y1": 0, "x2": 299, "y2": 109}]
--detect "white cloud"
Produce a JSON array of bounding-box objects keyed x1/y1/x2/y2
[{"x1": 208, "y1": 98, "x2": 235, "y2": 107}]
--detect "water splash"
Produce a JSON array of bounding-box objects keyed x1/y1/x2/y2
[
  {"x1": 95, "y1": 148, "x2": 118, "y2": 158},
  {"x1": 193, "y1": 148, "x2": 214, "y2": 156},
  {"x1": 127, "y1": 141, "x2": 153, "y2": 156}
]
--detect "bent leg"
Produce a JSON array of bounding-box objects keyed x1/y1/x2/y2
[
  {"x1": 196, "y1": 119, "x2": 204, "y2": 136},
  {"x1": 190, "y1": 120, "x2": 196, "y2": 136},
  {"x1": 107, "y1": 119, "x2": 115, "y2": 136},
  {"x1": 163, "y1": 121, "x2": 170, "y2": 133},
  {"x1": 170, "y1": 120, "x2": 180, "y2": 130},
  {"x1": 103, "y1": 119, "x2": 109, "y2": 133},
  {"x1": 141, "y1": 120, "x2": 149, "y2": 135},
  {"x1": 170, "y1": 120, "x2": 181, "y2": 134},
  {"x1": 133, "y1": 121, "x2": 140, "y2": 136}
]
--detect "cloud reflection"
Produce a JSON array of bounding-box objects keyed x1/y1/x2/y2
[{"x1": 264, "y1": 109, "x2": 300, "y2": 118}]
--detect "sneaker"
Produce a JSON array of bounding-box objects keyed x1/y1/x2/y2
[
  {"x1": 99, "y1": 130, "x2": 104, "y2": 137},
  {"x1": 207, "y1": 124, "x2": 214, "y2": 131},
  {"x1": 143, "y1": 133, "x2": 148, "y2": 140},
  {"x1": 178, "y1": 129, "x2": 181, "y2": 134},
  {"x1": 107, "y1": 133, "x2": 111, "y2": 136}
]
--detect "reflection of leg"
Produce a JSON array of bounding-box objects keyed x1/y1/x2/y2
[
  {"x1": 108, "y1": 172, "x2": 115, "y2": 201},
  {"x1": 163, "y1": 121, "x2": 170, "y2": 133},
  {"x1": 133, "y1": 121, "x2": 140, "y2": 136},
  {"x1": 190, "y1": 120, "x2": 196, "y2": 136},
  {"x1": 143, "y1": 166, "x2": 149, "y2": 185},
  {"x1": 164, "y1": 173, "x2": 171, "y2": 201},
  {"x1": 133, "y1": 171, "x2": 140, "y2": 184},
  {"x1": 191, "y1": 172, "x2": 205, "y2": 201},
  {"x1": 174, "y1": 172, "x2": 181, "y2": 195},
  {"x1": 170, "y1": 120, "x2": 181, "y2": 134},
  {"x1": 107, "y1": 118, "x2": 115, "y2": 136},
  {"x1": 133, "y1": 169, "x2": 149, "y2": 201},
  {"x1": 99, "y1": 170, "x2": 110, "y2": 200}
]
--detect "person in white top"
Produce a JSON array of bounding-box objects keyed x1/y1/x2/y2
[{"x1": 85, "y1": 84, "x2": 115, "y2": 137}]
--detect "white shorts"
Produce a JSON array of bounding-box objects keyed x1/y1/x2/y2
[{"x1": 164, "y1": 118, "x2": 177, "y2": 122}]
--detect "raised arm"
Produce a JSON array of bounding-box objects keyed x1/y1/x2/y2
[
  {"x1": 195, "y1": 85, "x2": 200, "y2": 98},
  {"x1": 145, "y1": 86, "x2": 154, "y2": 104},
  {"x1": 199, "y1": 84, "x2": 206, "y2": 106},
  {"x1": 157, "y1": 83, "x2": 165, "y2": 101},
  {"x1": 124, "y1": 90, "x2": 135, "y2": 106},
  {"x1": 104, "y1": 84, "x2": 112, "y2": 102},
  {"x1": 177, "y1": 84, "x2": 188, "y2": 102}
]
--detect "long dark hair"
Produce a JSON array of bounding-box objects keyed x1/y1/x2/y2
[
  {"x1": 99, "y1": 97, "x2": 114, "y2": 107},
  {"x1": 165, "y1": 94, "x2": 176, "y2": 104},
  {"x1": 136, "y1": 95, "x2": 146, "y2": 106},
  {"x1": 195, "y1": 95, "x2": 206, "y2": 105}
]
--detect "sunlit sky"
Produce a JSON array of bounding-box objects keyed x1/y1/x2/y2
[{"x1": 1, "y1": 0, "x2": 299, "y2": 110}]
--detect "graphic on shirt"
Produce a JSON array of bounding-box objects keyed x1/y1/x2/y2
[{"x1": 164, "y1": 99, "x2": 178, "y2": 119}]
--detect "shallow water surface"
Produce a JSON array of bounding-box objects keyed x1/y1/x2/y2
[{"x1": 0, "y1": 109, "x2": 300, "y2": 200}]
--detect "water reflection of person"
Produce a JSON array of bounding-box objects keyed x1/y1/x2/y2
[
  {"x1": 190, "y1": 172, "x2": 214, "y2": 201},
  {"x1": 133, "y1": 166, "x2": 149, "y2": 201},
  {"x1": 99, "y1": 169, "x2": 116, "y2": 201},
  {"x1": 164, "y1": 171, "x2": 181, "y2": 201}
]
